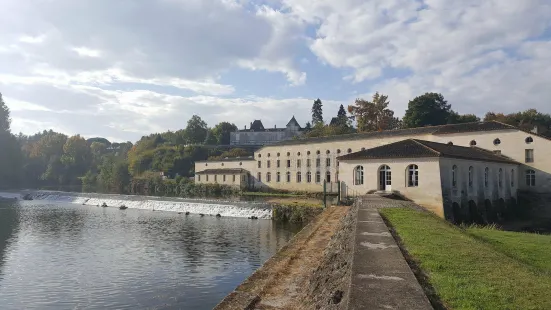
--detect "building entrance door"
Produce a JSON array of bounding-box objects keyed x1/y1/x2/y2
[{"x1": 378, "y1": 165, "x2": 392, "y2": 191}]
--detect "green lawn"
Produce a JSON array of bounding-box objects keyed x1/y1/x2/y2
[
  {"x1": 380, "y1": 208, "x2": 551, "y2": 310},
  {"x1": 467, "y1": 227, "x2": 551, "y2": 275}
]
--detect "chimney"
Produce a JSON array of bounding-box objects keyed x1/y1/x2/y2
[
  {"x1": 274, "y1": 124, "x2": 276, "y2": 129},
  {"x1": 244, "y1": 125, "x2": 247, "y2": 130},
  {"x1": 250, "y1": 122, "x2": 253, "y2": 128}
]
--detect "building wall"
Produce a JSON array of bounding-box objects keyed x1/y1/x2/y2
[
  {"x1": 195, "y1": 159, "x2": 255, "y2": 172},
  {"x1": 339, "y1": 158, "x2": 445, "y2": 216},
  {"x1": 195, "y1": 173, "x2": 248, "y2": 188},
  {"x1": 230, "y1": 129, "x2": 303, "y2": 146},
  {"x1": 438, "y1": 158, "x2": 519, "y2": 222},
  {"x1": 428, "y1": 130, "x2": 551, "y2": 193}
]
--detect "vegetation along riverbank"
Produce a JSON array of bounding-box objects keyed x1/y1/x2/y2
[{"x1": 380, "y1": 208, "x2": 551, "y2": 310}]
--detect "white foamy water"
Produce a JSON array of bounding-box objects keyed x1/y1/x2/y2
[{"x1": 0, "y1": 191, "x2": 272, "y2": 219}]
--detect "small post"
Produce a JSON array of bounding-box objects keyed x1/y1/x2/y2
[
  {"x1": 323, "y1": 181, "x2": 327, "y2": 209},
  {"x1": 337, "y1": 181, "x2": 341, "y2": 206}
]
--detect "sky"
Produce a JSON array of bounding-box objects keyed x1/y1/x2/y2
[{"x1": 1, "y1": 0, "x2": 551, "y2": 142}]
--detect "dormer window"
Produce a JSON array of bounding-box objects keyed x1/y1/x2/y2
[{"x1": 526, "y1": 137, "x2": 534, "y2": 144}]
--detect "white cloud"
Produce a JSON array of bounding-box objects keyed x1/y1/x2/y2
[{"x1": 72, "y1": 47, "x2": 102, "y2": 58}]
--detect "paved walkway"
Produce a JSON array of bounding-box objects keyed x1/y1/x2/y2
[{"x1": 347, "y1": 195, "x2": 433, "y2": 310}]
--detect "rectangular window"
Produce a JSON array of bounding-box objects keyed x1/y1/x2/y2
[
  {"x1": 297, "y1": 173, "x2": 301, "y2": 183},
  {"x1": 525, "y1": 149, "x2": 534, "y2": 163},
  {"x1": 267, "y1": 160, "x2": 271, "y2": 168},
  {"x1": 315, "y1": 172, "x2": 321, "y2": 183},
  {"x1": 326, "y1": 158, "x2": 331, "y2": 167},
  {"x1": 198, "y1": 175, "x2": 201, "y2": 182},
  {"x1": 326, "y1": 172, "x2": 331, "y2": 182},
  {"x1": 267, "y1": 173, "x2": 271, "y2": 182},
  {"x1": 286, "y1": 173, "x2": 291, "y2": 182},
  {"x1": 257, "y1": 172, "x2": 261, "y2": 183},
  {"x1": 215, "y1": 175, "x2": 218, "y2": 182},
  {"x1": 337, "y1": 160, "x2": 339, "y2": 167},
  {"x1": 277, "y1": 160, "x2": 280, "y2": 168},
  {"x1": 258, "y1": 161, "x2": 261, "y2": 168},
  {"x1": 297, "y1": 159, "x2": 301, "y2": 168},
  {"x1": 206, "y1": 175, "x2": 209, "y2": 182},
  {"x1": 223, "y1": 175, "x2": 226, "y2": 182},
  {"x1": 287, "y1": 160, "x2": 291, "y2": 168},
  {"x1": 276, "y1": 173, "x2": 280, "y2": 182},
  {"x1": 316, "y1": 158, "x2": 321, "y2": 167},
  {"x1": 307, "y1": 159, "x2": 311, "y2": 167},
  {"x1": 233, "y1": 175, "x2": 236, "y2": 182},
  {"x1": 307, "y1": 172, "x2": 311, "y2": 183}
]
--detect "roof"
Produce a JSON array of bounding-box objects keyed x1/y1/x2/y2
[
  {"x1": 337, "y1": 139, "x2": 518, "y2": 164},
  {"x1": 196, "y1": 156, "x2": 254, "y2": 163},
  {"x1": 250, "y1": 120, "x2": 265, "y2": 131},
  {"x1": 196, "y1": 168, "x2": 247, "y2": 175},
  {"x1": 286, "y1": 116, "x2": 301, "y2": 128},
  {"x1": 266, "y1": 121, "x2": 520, "y2": 147}
]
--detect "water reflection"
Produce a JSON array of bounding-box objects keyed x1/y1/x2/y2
[
  {"x1": 0, "y1": 201, "x2": 19, "y2": 281},
  {"x1": 0, "y1": 201, "x2": 300, "y2": 310}
]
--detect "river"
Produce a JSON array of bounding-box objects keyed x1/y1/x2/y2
[{"x1": 0, "y1": 198, "x2": 300, "y2": 309}]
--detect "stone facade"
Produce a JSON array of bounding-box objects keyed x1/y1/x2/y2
[
  {"x1": 195, "y1": 121, "x2": 551, "y2": 220},
  {"x1": 230, "y1": 117, "x2": 303, "y2": 146}
]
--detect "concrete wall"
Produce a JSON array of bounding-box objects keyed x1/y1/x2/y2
[
  {"x1": 195, "y1": 159, "x2": 255, "y2": 172},
  {"x1": 339, "y1": 158, "x2": 444, "y2": 216},
  {"x1": 439, "y1": 158, "x2": 519, "y2": 222}
]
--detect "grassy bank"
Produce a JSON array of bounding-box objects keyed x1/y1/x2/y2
[
  {"x1": 380, "y1": 208, "x2": 551, "y2": 310},
  {"x1": 270, "y1": 198, "x2": 324, "y2": 223}
]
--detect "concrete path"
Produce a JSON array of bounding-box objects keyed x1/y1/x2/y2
[{"x1": 347, "y1": 196, "x2": 433, "y2": 310}]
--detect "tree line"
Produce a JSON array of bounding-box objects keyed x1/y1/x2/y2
[
  {"x1": 303, "y1": 92, "x2": 551, "y2": 138},
  {"x1": 0, "y1": 91, "x2": 550, "y2": 196}
]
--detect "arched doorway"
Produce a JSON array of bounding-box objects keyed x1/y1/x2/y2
[
  {"x1": 468, "y1": 200, "x2": 479, "y2": 224},
  {"x1": 378, "y1": 165, "x2": 392, "y2": 191},
  {"x1": 452, "y1": 202, "x2": 462, "y2": 224},
  {"x1": 484, "y1": 200, "x2": 494, "y2": 224}
]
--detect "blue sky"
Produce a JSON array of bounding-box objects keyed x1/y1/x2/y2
[{"x1": 1, "y1": 0, "x2": 551, "y2": 142}]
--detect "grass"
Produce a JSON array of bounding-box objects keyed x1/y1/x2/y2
[
  {"x1": 467, "y1": 227, "x2": 551, "y2": 275},
  {"x1": 380, "y1": 208, "x2": 551, "y2": 310},
  {"x1": 267, "y1": 198, "x2": 323, "y2": 209},
  {"x1": 241, "y1": 191, "x2": 305, "y2": 197}
]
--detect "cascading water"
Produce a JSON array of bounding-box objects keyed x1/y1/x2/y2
[{"x1": 0, "y1": 191, "x2": 272, "y2": 219}]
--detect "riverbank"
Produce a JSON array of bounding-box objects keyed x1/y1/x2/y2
[
  {"x1": 381, "y1": 208, "x2": 551, "y2": 309},
  {"x1": 214, "y1": 204, "x2": 352, "y2": 309}
]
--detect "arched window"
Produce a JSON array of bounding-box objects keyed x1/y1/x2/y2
[
  {"x1": 493, "y1": 138, "x2": 501, "y2": 145},
  {"x1": 221, "y1": 163, "x2": 224, "y2": 166},
  {"x1": 526, "y1": 137, "x2": 534, "y2": 144},
  {"x1": 407, "y1": 165, "x2": 418, "y2": 187},
  {"x1": 326, "y1": 150, "x2": 330, "y2": 154},
  {"x1": 484, "y1": 167, "x2": 489, "y2": 187},
  {"x1": 267, "y1": 153, "x2": 270, "y2": 157},
  {"x1": 205, "y1": 163, "x2": 208, "y2": 166},
  {"x1": 316, "y1": 150, "x2": 320, "y2": 155},
  {"x1": 287, "y1": 152, "x2": 290, "y2": 156},
  {"x1": 347, "y1": 148, "x2": 352, "y2": 153},
  {"x1": 452, "y1": 165, "x2": 458, "y2": 187},
  {"x1": 307, "y1": 171, "x2": 312, "y2": 183},
  {"x1": 447, "y1": 142, "x2": 453, "y2": 145},
  {"x1": 297, "y1": 152, "x2": 301, "y2": 156},
  {"x1": 326, "y1": 172, "x2": 331, "y2": 182},
  {"x1": 511, "y1": 169, "x2": 515, "y2": 187},
  {"x1": 257, "y1": 172, "x2": 261, "y2": 183},
  {"x1": 286, "y1": 171, "x2": 291, "y2": 182},
  {"x1": 315, "y1": 171, "x2": 321, "y2": 183},
  {"x1": 277, "y1": 152, "x2": 280, "y2": 157},
  {"x1": 296, "y1": 172, "x2": 302, "y2": 183},
  {"x1": 468, "y1": 166, "x2": 473, "y2": 187},
  {"x1": 337, "y1": 149, "x2": 341, "y2": 154},
  {"x1": 307, "y1": 151, "x2": 311, "y2": 155},
  {"x1": 498, "y1": 168, "x2": 503, "y2": 188},
  {"x1": 526, "y1": 170, "x2": 536, "y2": 187},
  {"x1": 470, "y1": 140, "x2": 477, "y2": 146},
  {"x1": 239, "y1": 162, "x2": 242, "y2": 166},
  {"x1": 266, "y1": 172, "x2": 271, "y2": 183},
  {"x1": 258, "y1": 154, "x2": 262, "y2": 158},
  {"x1": 354, "y1": 166, "x2": 364, "y2": 185},
  {"x1": 276, "y1": 172, "x2": 281, "y2": 182},
  {"x1": 379, "y1": 165, "x2": 392, "y2": 190}
]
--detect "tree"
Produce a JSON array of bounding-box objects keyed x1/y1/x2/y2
[
  {"x1": 335, "y1": 104, "x2": 350, "y2": 128},
  {"x1": 402, "y1": 93, "x2": 452, "y2": 128},
  {"x1": 204, "y1": 129, "x2": 218, "y2": 145},
  {"x1": 485, "y1": 109, "x2": 551, "y2": 135},
  {"x1": 0, "y1": 94, "x2": 23, "y2": 187},
  {"x1": 185, "y1": 115, "x2": 208, "y2": 144},
  {"x1": 212, "y1": 122, "x2": 237, "y2": 145},
  {"x1": 448, "y1": 112, "x2": 480, "y2": 124},
  {"x1": 0, "y1": 93, "x2": 10, "y2": 133},
  {"x1": 305, "y1": 122, "x2": 312, "y2": 130},
  {"x1": 208, "y1": 148, "x2": 250, "y2": 160},
  {"x1": 348, "y1": 92, "x2": 399, "y2": 132},
  {"x1": 311, "y1": 99, "x2": 323, "y2": 125}
]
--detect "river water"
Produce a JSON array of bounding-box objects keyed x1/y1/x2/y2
[{"x1": 0, "y1": 199, "x2": 300, "y2": 309}]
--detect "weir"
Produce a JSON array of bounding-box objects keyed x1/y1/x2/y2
[{"x1": 0, "y1": 191, "x2": 273, "y2": 219}]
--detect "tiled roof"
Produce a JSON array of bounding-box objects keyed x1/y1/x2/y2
[
  {"x1": 250, "y1": 120, "x2": 265, "y2": 131},
  {"x1": 337, "y1": 139, "x2": 518, "y2": 164},
  {"x1": 266, "y1": 121, "x2": 520, "y2": 147},
  {"x1": 196, "y1": 156, "x2": 254, "y2": 163},
  {"x1": 286, "y1": 116, "x2": 301, "y2": 128},
  {"x1": 196, "y1": 168, "x2": 247, "y2": 175}
]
